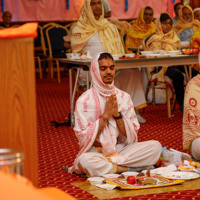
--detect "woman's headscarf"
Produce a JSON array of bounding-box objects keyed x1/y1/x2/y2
[
  {"x1": 125, "y1": 7, "x2": 156, "y2": 50},
  {"x1": 174, "y1": 5, "x2": 200, "y2": 35},
  {"x1": 71, "y1": 0, "x2": 124, "y2": 55},
  {"x1": 146, "y1": 12, "x2": 181, "y2": 51}
]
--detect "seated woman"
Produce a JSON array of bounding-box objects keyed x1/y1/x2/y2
[
  {"x1": 145, "y1": 13, "x2": 184, "y2": 111},
  {"x1": 183, "y1": 73, "x2": 200, "y2": 160}
]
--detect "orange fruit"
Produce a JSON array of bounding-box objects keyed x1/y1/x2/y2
[{"x1": 185, "y1": 49, "x2": 191, "y2": 55}]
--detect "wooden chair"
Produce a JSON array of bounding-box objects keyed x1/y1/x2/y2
[
  {"x1": 142, "y1": 36, "x2": 176, "y2": 117},
  {"x1": 145, "y1": 75, "x2": 176, "y2": 118},
  {"x1": 34, "y1": 25, "x2": 45, "y2": 79},
  {"x1": 34, "y1": 23, "x2": 60, "y2": 80},
  {"x1": 45, "y1": 24, "x2": 69, "y2": 83}
]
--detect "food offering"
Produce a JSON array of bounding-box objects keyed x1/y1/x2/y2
[
  {"x1": 160, "y1": 171, "x2": 199, "y2": 180},
  {"x1": 177, "y1": 160, "x2": 200, "y2": 172},
  {"x1": 182, "y1": 48, "x2": 199, "y2": 55},
  {"x1": 178, "y1": 165, "x2": 196, "y2": 172},
  {"x1": 188, "y1": 160, "x2": 200, "y2": 168},
  {"x1": 104, "y1": 169, "x2": 184, "y2": 190}
]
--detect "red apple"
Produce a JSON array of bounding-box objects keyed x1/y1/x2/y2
[
  {"x1": 192, "y1": 49, "x2": 199, "y2": 55},
  {"x1": 126, "y1": 176, "x2": 136, "y2": 184}
]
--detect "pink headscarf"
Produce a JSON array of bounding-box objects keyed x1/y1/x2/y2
[{"x1": 90, "y1": 52, "x2": 116, "y2": 97}]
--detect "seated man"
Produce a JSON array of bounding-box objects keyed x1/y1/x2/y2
[
  {"x1": 173, "y1": 2, "x2": 183, "y2": 24},
  {"x1": 183, "y1": 73, "x2": 200, "y2": 160},
  {"x1": 1, "y1": 11, "x2": 18, "y2": 29},
  {"x1": 174, "y1": 5, "x2": 200, "y2": 78},
  {"x1": 125, "y1": 6, "x2": 155, "y2": 52},
  {"x1": 174, "y1": 5, "x2": 200, "y2": 42},
  {"x1": 68, "y1": 52, "x2": 162, "y2": 177},
  {"x1": 145, "y1": 13, "x2": 184, "y2": 111},
  {"x1": 71, "y1": 0, "x2": 147, "y2": 123},
  {"x1": 1, "y1": 11, "x2": 12, "y2": 28}
]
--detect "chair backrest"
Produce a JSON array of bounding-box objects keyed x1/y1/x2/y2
[
  {"x1": 34, "y1": 25, "x2": 45, "y2": 56},
  {"x1": 46, "y1": 24, "x2": 68, "y2": 58},
  {"x1": 34, "y1": 25, "x2": 42, "y2": 47},
  {"x1": 64, "y1": 22, "x2": 74, "y2": 32},
  {"x1": 41, "y1": 22, "x2": 60, "y2": 56},
  {"x1": 142, "y1": 33, "x2": 155, "y2": 50}
]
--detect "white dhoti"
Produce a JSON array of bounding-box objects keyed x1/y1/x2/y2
[
  {"x1": 114, "y1": 69, "x2": 147, "y2": 109},
  {"x1": 74, "y1": 140, "x2": 162, "y2": 177}
]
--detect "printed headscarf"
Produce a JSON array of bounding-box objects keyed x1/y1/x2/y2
[
  {"x1": 174, "y1": 5, "x2": 200, "y2": 35},
  {"x1": 71, "y1": 0, "x2": 124, "y2": 55},
  {"x1": 146, "y1": 12, "x2": 181, "y2": 51},
  {"x1": 145, "y1": 13, "x2": 181, "y2": 81},
  {"x1": 125, "y1": 7, "x2": 156, "y2": 51}
]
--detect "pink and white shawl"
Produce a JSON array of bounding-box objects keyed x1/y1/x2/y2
[
  {"x1": 183, "y1": 74, "x2": 200, "y2": 150},
  {"x1": 69, "y1": 53, "x2": 139, "y2": 173}
]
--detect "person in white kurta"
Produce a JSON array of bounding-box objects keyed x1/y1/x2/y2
[
  {"x1": 68, "y1": 52, "x2": 162, "y2": 177},
  {"x1": 183, "y1": 74, "x2": 200, "y2": 160},
  {"x1": 71, "y1": 0, "x2": 147, "y2": 123}
]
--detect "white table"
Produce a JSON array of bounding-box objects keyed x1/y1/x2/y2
[{"x1": 60, "y1": 55, "x2": 199, "y2": 126}]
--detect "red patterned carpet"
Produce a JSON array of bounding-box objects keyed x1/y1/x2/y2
[{"x1": 36, "y1": 76, "x2": 200, "y2": 200}]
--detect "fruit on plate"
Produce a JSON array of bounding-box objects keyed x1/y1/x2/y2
[
  {"x1": 179, "y1": 165, "x2": 195, "y2": 171},
  {"x1": 127, "y1": 176, "x2": 136, "y2": 184},
  {"x1": 192, "y1": 48, "x2": 199, "y2": 55},
  {"x1": 119, "y1": 55, "x2": 126, "y2": 59},
  {"x1": 137, "y1": 177, "x2": 157, "y2": 185},
  {"x1": 189, "y1": 160, "x2": 200, "y2": 168},
  {"x1": 185, "y1": 49, "x2": 191, "y2": 55}
]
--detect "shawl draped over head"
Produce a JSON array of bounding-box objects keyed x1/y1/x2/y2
[
  {"x1": 125, "y1": 7, "x2": 156, "y2": 51},
  {"x1": 183, "y1": 74, "x2": 200, "y2": 150},
  {"x1": 69, "y1": 52, "x2": 139, "y2": 173},
  {"x1": 71, "y1": 0, "x2": 124, "y2": 55},
  {"x1": 174, "y1": 5, "x2": 200, "y2": 35},
  {"x1": 145, "y1": 13, "x2": 181, "y2": 81}
]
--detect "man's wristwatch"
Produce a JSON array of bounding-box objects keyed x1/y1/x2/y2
[{"x1": 113, "y1": 112, "x2": 122, "y2": 120}]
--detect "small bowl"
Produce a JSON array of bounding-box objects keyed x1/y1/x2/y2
[
  {"x1": 73, "y1": 53, "x2": 81, "y2": 59},
  {"x1": 146, "y1": 53, "x2": 160, "y2": 58},
  {"x1": 122, "y1": 171, "x2": 139, "y2": 179},
  {"x1": 167, "y1": 50, "x2": 181, "y2": 55},
  {"x1": 140, "y1": 51, "x2": 153, "y2": 56},
  {"x1": 125, "y1": 53, "x2": 135, "y2": 58},
  {"x1": 65, "y1": 53, "x2": 73, "y2": 59},
  {"x1": 102, "y1": 174, "x2": 120, "y2": 181},
  {"x1": 87, "y1": 177, "x2": 105, "y2": 185},
  {"x1": 153, "y1": 50, "x2": 167, "y2": 54},
  {"x1": 112, "y1": 54, "x2": 121, "y2": 60}
]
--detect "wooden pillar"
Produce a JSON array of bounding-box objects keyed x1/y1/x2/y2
[{"x1": 0, "y1": 37, "x2": 38, "y2": 186}]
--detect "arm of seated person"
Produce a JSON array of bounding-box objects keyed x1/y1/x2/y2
[{"x1": 94, "y1": 94, "x2": 126, "y2": 147}]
